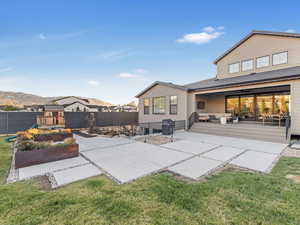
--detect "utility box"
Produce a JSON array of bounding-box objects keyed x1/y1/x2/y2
[{"x1": 162, "y1": 119, "x2": 175, "y2": 135}]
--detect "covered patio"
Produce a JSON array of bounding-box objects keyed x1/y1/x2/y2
[{"x1": 194, "y1": 85, "x2": 291, "y2": 127}]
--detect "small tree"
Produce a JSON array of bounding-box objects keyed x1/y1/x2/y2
[{"x1": 86, "y1": 113, "x2": 96, "y2": 133}]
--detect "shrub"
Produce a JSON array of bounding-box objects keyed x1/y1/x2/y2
[
  {"x1": 17, "y1": 141, "x2": 52, "y2": 151},
  {"x1": 64, "y1": 138, "x2": 76, "y2": 145}
]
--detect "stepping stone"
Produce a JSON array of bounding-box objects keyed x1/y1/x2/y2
[
  {"x1": 230, "y1": 150, "x2": 279, "y2": 173},
  {"x1": 242, "y1": 140, "x2": 287, "y2": 155},
  {"x1": 82, "y1": 142, "x2": 190, "y2": 183},
  {"x1": 18, "y1": 156, "x2": 88, "y2": 180},
  {"x1": 161, "y1": 140, "x2": 220, "y2": 155},
  {"x1": 202, "y1": 146, "x2": 245, "y2": 162},
  {"x1": 168, "y1": 156, "x2": 223, "y2": 180},
  {"x1": 79, "y1": 137, "x2": 133, "y2": 152},
  {"x1": 51, "y1": 164, "x2": 102, "y2": 188}
]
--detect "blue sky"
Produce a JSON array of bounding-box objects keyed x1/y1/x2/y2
[{"x1": 0, "y1": 0, "x2": 299, "y2": 104}]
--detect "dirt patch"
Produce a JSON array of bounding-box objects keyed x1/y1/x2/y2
[
  {"x1": 285, "y1": 174, "x2": 300, "y2": 184},
  {"x1": 135, "y1": 135, "x2": 177, "y2": 145},
  {"x1": 33, "y1": 176, "x2": 52, "y2": 190}
]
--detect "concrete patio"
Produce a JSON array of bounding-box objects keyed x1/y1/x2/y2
[{"x1": 14, "y1": 131, "x2": 288, "y2": 187}]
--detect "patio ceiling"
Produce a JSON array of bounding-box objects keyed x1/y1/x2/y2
[{"x1": 197, "y1": 85, "x2": 290, "y2": 96}]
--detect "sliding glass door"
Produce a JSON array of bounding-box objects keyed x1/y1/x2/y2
[
  {"x1": 226, "y1": 92, "x2": 290, "y2": 123},
  {"x1": 240, "y1": 95, "x2": 255, "y2": 120},
  {"x1": 226, "y1": 96, "x2": 239, "y2": 116},
  {"x1": 256, "y1": 95, "x2": 273, "y2": 121}
]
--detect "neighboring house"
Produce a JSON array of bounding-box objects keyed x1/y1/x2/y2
[
  {"x1": 25, "y1": 96, "x2": 107, "y2": 112},
  {"x1": 136, "y1": 30, "x2": 300, "y2": 138},
  {"x1": 24, "y1": 105, "x2": 44, "y2": 112},
  {"x1": 112, "y1": 104, "x2": 138, "y2": 112},
  {"x1": 53, "y1": 96, "x2": 89, "y2": 105},
  {"x1": 63, "y1": 101, "x2": 98, "y2": 112}
]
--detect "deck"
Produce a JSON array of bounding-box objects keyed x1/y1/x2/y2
[{"x1": 190, "y1": 122, "x2": 288, "y2": 143}]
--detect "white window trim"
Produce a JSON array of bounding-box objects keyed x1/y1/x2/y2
[
  {"x1": 228, "y1": 62, "x2": 240, "y2": 74},
  {"x1": 152, "y1": 96, "x2": 166, "y2": 114},
  {"x1": 272, "y1": 51, "x2": 288, "y2": 66},
  {"x1": 241, "y1": 59, "x2": 254, "y2": 72},
  {"x1": 169, "y1": 95, "x2": 178, "y2": 115},
  {"x1": 256, "y1": 55, "x2": 270, "y2": 68}
]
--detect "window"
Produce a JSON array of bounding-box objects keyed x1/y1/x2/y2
[
  {"x1": 229, "y1": 62, "x2": 240, "y2": 73},
  {"x1": 170, "y1": 96, "x2": 178, "y2": 114},
  {"x1": 152, "y1": 96, "x2": 166, "y2": 114},
  {"x1": 143, "y1": 98, "x2": 150, "y2": 114},
  {"x1": 273, "y1": 52, "x2": 288, "y2": 65},
  {"x1": 242, "y1": 59, "x2": 253, "y2": 71},
  {"x1": 197, "y1": 101, "x2": 206, "y2": 110},
  {"x1": 256, "y1": 56, "x2": 270, "y2": 68},
  {"x1": 226, "y1": 96, "x2": 239, "y2": 115}
]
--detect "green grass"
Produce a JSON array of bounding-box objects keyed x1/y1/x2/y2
[
  {"x1": 0, "y1": 136, "x2": 12, "y2": 183},
  {"x1": 0, "y1": 138, "x2": 300, "y2": 225}
]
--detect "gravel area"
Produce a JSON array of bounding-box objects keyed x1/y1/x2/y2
[{"x1": 135, "y1": 135, "x2": 177, "y2": 145}]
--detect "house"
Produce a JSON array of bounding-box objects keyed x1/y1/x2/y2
[
  {"x1": 112, "y1": 104, "x2": 138, "y2": 112},
  {"x1": 136, "y1": 30, "x2": 300, "y2": 141},
  {"x1": 24, "y1": 104, "x2": 44, "y2": 112},
  {"x1": 25, "y1": 96, "x2": 107, "y2": 112},
  {"x1": 53, "y1": 96, "x2": 89, "y2": 105},
  {"x1": 63, "y1": 101, "x2": 98, "y2": 112}
]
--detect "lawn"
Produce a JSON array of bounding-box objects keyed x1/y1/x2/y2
[
  {"x1": 0, "y1": 136, "x2": 12, "y2": 183},
  {"x1": 0, "y1": 138, "x2": 300, "y2": 225}
]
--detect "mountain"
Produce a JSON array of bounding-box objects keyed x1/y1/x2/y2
[
  {"x1": 0, "y1": 91, "x2": 114, "y2": 107},
  {"x1": 125, "y1": 101, "x2": 137, "y2": 107}
]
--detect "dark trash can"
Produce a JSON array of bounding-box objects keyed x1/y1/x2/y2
[{"x1": 162, "y1": 119, "x2": 175, "y2": 135}]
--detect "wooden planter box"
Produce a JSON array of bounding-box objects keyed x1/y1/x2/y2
[
  {"x1": 33, "y1": 133, "x2": 73, "y2": 142},
  {"x1": 15, "y1": 144, "x2": 79, "y2": 169}
]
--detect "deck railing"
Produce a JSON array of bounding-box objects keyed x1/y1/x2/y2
[
  {"x1": 188, "y1": 112, "x2": 198, "y2": 129},
  {"x1": 285, "y1": 115, "x2": 291, "y2": 140}
]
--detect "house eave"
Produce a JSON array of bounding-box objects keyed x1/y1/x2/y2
[{"x1": 188, "y1": 75, "x2": 300, "y2": 93}]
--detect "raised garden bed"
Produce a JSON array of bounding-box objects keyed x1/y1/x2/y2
[
  {"x1": 15, "y1": 144, "x2": 79, "y2": 169},
  {"x1": 33, "y1": 133, "x2": 73, "y2": 142}
]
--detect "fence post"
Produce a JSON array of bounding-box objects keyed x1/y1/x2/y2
[{"x1": 6, "y1": 112, "x2": 8, "y2": 135}]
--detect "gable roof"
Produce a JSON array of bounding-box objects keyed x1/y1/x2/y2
[
  {"x1": 54, "y1": 96, "x2": 89, "y2": 103},
  {"x1": 213, "y1": 30, "x2": 300, "y2": 64},
  {"x1": 135, "y1": 81, "x2": 188, "y2": 98},
  {"x1": 63, "y1": 101, "x2": 89, "y2": 107},
  {"x1": 184, "y1": 66, "x2": 300, "y2": 91}
]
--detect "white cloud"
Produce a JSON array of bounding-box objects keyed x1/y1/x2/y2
[
  {"x1": 285, "y1": 29, "x2": 296, "y2": 33},
  {"x1": 203, "y1": 26, "x2": 215, "y2": 33},
  {"x1": 37, "y1": 29, "x2": 91, "y2": 41},
  {"x1": 94, "y1": 48, "x2": 134, "y2": 62},
  {"x1": 118, "y1": 73, "x2": 139, "y2": 78},
  {"x1": 134, "y1": 68, "x2": 148, "y2": 74},
  {"x1": 176, "y1": 26, "x2": 224, "y2": 44},
  {"x1": 87, "y1": 80, "x2": 100, "y2": 86},
  {"x1": 38, "y1": 33, "x2": 47, "y2": 40},
  {"x1": 0, "y1": 67, "x2": 13, "y2": 73}
]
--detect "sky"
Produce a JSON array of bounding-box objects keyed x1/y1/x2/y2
[{"x1": 0, "y1": 0, "x2": 299, "y2": 104}]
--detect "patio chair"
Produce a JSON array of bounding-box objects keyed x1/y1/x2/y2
[{"x1": 232, "y1": 116, "x2": 239, "y2": 123}]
